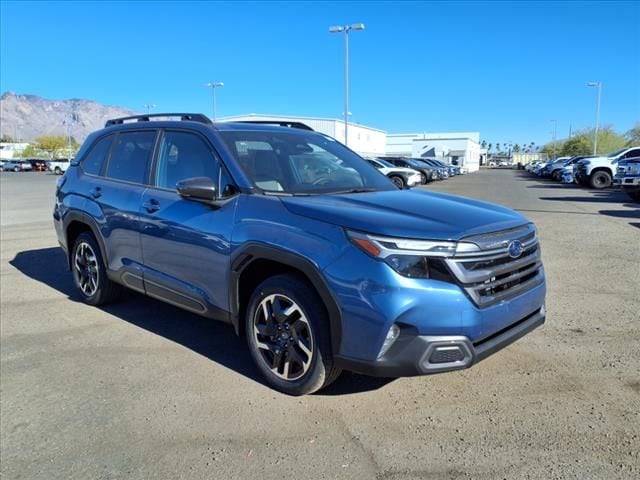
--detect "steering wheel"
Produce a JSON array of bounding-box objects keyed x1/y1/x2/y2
[{"x1": 312, "y1": 176, "x2": 332, "y2": 186}]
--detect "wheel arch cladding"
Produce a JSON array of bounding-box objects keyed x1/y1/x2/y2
[
  {"x1": 64, "y1": 214, "x2": 108, "y2": 271},
  {"x1": 230, "y1": 244, "x2": 343, "y2": 355}
]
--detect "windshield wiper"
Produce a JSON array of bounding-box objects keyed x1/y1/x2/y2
[{"x1": 331, "y1": 188, "x2": 377, "y2": 195}]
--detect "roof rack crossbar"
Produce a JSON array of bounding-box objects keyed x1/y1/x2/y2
[
  {"x1": 235, "y1": 120, "x2": 314, "y2": 131},
  {"x1": 105, "y1": 113, "x2": 212, "y2": 127}
]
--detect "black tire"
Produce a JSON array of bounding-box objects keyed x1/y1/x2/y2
[
  {"x1": 589, "y1": 170, "x2": 612, "y2": 189},
  {"x1": 14, "y1": 167, "x2": 20, "y2": 172},
  {"x1": 389, "y1": 175, "x2": 405, "y2": 189},
  {"x1": 54, "y1": 167, "x2": 62, "y2": 175},
  {"x1": 71, "y1": 232, "x2": 121, "y2": 306},
  {"x1": 625, "y1": 189, "x2": 640, "y2": 202},
  {"x1": 245, "y1": 274, "x2": 341, "y2": 395},
  {"x1": 551, "y1": 170, "x2": 561, "y2": 181}
]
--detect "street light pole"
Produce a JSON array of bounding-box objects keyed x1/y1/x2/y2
[
  {"x1": 588, "y1": 81, "x2": 602, "y2": 155},
  {"x1": 551, "y1": 119, "x2": 557, "y2": 159},
  {"x1": 329, "y1": 23, "x2": 365, "y2": 148},
  {"x1": 204, "y1": 82, "x2": 224, "y2": 121}
]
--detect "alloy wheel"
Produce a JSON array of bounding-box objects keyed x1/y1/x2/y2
[
  {"x1": 253, "y1": 294, "x2": 314, "y2": 381},
  {"x1": 74, "y1": 241, "x2": 99, "y2": 296}
]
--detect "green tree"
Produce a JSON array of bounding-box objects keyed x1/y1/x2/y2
[
  {"x1": 34, "y1": 135, "x2": 68, "y2": 159},
  {"x1": 0, "y1": 134, "x2": 16, "y2": 143},
  {"x1": 560, "y1": 135, "x2": 591, "y2": 156},
  {"x1": 487, "y1": 143, "x2": 492, "y2": 152},
  {"x1": 624, "y1": 124, "x2": 640, "y2": 147},
  {"x1": 19, "y1": 145, "x2": 45, "y2": 158},
  {"x1": 513, "y1": 144, "x2": 521, "y2": 153},
  {"x1": 481, "y1": 140, "x2": 487, "y2": 150}
]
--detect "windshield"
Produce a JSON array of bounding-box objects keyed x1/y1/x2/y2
[
  {"x1": 374, "y1": 158, "x2": 395, "y2": 168},
  {"x1": 219, "y1": 130, "x2": 395, "y2": 194},
  {"x1": 607, "y1": 148, "x2": 627, "y2": 158},
  {"x1": 406, "y1": 159, "x2": 430, "y2": 168}
]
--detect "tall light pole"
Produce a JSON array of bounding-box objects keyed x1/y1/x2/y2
[
  {"x1": 551, "y1": 119, "x2": 557, "y2": 159},
  {"x1": 143, "y1": 103, "x2": 156, "y2": 114},
  {"x1": 204, "y1": 82, "x2": 224, "y2": 121},
  {"x1": 588, "y1": 81, "x2": 602, "y2": 155},
  {"x1": 329, "y1": 23, "x2": 365, "y2": 147}
]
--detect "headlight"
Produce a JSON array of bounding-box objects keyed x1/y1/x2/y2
[{"x1": 347, "y1": 231, "x2": 479, "y2": 278}]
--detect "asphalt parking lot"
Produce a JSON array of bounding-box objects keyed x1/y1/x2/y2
[{"x1": 1, "y1": 169, "x2": 639, "y2": 479}]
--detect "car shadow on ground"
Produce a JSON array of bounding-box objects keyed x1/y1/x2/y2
[{"x1": 10, "y1": 247, "x2": 393, "y2": 396}]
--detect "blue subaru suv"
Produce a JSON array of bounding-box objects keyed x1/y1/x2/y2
[{"x1": 53, "y1": 113, "x2": 546, "y2": 395}]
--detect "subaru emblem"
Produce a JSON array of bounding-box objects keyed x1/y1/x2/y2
[{"x1": 508, "y1": 240, "x2": 523, "y2": 258}]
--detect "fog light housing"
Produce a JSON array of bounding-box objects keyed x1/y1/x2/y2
[{"x1": 378, "y1": 324, "x2": 400, "y2": 359}]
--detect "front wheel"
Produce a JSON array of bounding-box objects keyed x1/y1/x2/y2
[
  {"x1": 245, "y1": 274, "x2": 341, "y2": 395},
  {"x1": 389, "y1": 175, "x2": 405, "y2": 189},
  {"x1": 589, "y1": 171, "x2": 612, "y2": 189},
  {"x1": 54, "y1": 167, "x2": 62, "y2": 175}
]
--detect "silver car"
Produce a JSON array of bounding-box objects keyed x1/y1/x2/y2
[{"x1": 0, "y1": 160, "x2": 34, "y2": 172}]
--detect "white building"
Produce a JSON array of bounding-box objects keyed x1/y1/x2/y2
[
  {"x1": 218, "y1": 113, "x2": 387, "y2": 157},
  {"x1": 386, "y1": 132, "x2": 482, "y2": 172},
  {"x1": 0, "y1": 142, "x2": 30, "y2": 160}
]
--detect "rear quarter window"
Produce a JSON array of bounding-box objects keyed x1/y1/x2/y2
[{"x1": 81, "y1": 135, "x2": 114, "y2": 175}]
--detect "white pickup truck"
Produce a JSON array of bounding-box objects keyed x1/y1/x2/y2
[
  {"x1": 49, "y1": 158, "x2": 72, "y2": 175},
  {"x1": 574, "y1": 147, "x2": 640, "y2": 189}
]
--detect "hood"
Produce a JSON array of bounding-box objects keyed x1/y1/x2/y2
[{"x1": 281, "y1": 189, "x2": 529, "y2": 241}]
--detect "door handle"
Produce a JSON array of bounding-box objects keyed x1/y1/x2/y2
[
  {"x1": 143, "y1": 199, "x2": 160, "y2": 213},
  {"x1": 89, "y1": 187, "x2": 102, "y2": 199}
]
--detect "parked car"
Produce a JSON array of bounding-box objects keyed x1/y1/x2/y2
[
  {"x1": 613, "y1": 157, "x2": 640, "y2": 202},
  {"x1": 560, "y1": 165, "x2": 575, "y2": 184},
  {"x1": 50, "y1": 158, "x2": 71, "y2": 175},
  {"x1": 423, "y1": 157, "x2": 460, "y2": 176},
  {"x1": 365, "y1": 157, "x2": 422, "y2": 188},
  {"x1": 538, "y1": 156, "x2": 570, "y2": 177},
  {"x1": 419, "y1": 158, "x2": 450, "y2": 178},
  {"x1": 544, "y1": 156, "x2": 588, "y2": 180},
  {"x1": 0, "y1": 160, "x2": 33, "y2": 172},
  {"x1": 574, "y1": 147, "x2": 640, "y2": 189},
  {"x1": 382, "y1": 157, "x2": 441, "y2": 182},
  {"x1": 25, "y1": 158, "x2": 49, "y2": 172},
  {"x1": 54, "y1": 113, "x2": 546, "y2": 395}
]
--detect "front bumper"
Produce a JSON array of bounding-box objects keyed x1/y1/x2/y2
[
  {"x1": 336, "y1": 306, "x2": 545, "y2": 377},
  {"x1": 613, "y1": 175, "x2": 640, "y2": 187}
]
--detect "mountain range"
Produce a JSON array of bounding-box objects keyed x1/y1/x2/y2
[{"x1": 0, "y1": 92, "x2": 137, "y2": 143}]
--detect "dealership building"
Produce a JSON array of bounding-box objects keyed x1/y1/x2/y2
[
  {"x1": 386, "y1": 132, "x2": 482, "y2": 172},
  {"x1": 219, "y1": 114, "x2": 481, "y2": 172},
  {"x1": 219, "y1": 113, "x2": 387, "y2": 157}
]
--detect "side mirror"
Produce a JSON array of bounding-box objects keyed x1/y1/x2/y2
[{"x1": 176, "y1": 176, "x2": 217, "y2": 203}]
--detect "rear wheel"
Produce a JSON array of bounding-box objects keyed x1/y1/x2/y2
[
  {"x1": 71, "y1": 232, "x2": 121, "y2": 306},
  {"x1": 389, "y1": 175, "x2": 405, "y2": 189},
  {"x1": 14, "y1": 166, "x2": 20, "y2": 172},
  {"x1": 589, "y1": 170, "x2": 612, "y2": 189},
  {"x1": 54, "y1": 166, "x2": 62, "y2": 175},
  {"x1": 245, "y1": 274, "x2": 341, "y2": 395}
]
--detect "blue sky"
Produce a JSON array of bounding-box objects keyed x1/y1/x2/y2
[{"x1": 1, "y1": 1, "x2": 639, "y2": 146}]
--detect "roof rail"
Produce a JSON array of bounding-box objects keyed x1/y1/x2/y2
[
  {"x1": 235, "y1": 120, "x2": 314, "y2": 131},
  {"x1": 105, "y1": 113, "x2": 212, "y2": 127}
]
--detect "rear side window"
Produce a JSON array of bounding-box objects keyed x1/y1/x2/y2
[
  {"x1": 105, "y1": 131, "x2": 156, "y2": 184},
  {"x1": 82, "y1": 135, "x2": 114, "y2": 175}
]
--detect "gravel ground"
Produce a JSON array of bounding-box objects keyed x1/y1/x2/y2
[{"x1": 1, "y1": 169, "x2": 639, "y2": 479}]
